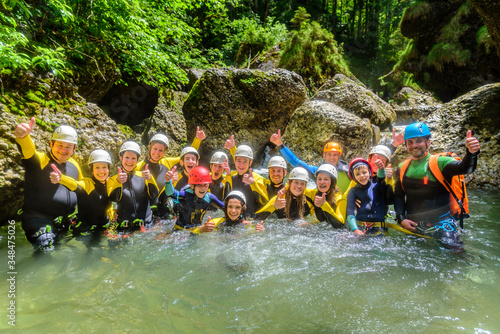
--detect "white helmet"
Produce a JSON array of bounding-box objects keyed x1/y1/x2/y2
[
  {"x1": 51, "y1": 125, "x2": 78, "y2": 145},
  {"x1": 235, "y1": 145, "x2": 253, "y2": 159},
  {"x1": 315, "y1": 164, "x2": 338, "y2": 181},
  {"x1": 288, "y1": 167, "x2": 309, "y2": 182},
  {"x1": 149, "y1": 133, "x2": 169, "y2": 148},
  {"x1": 88, "y1": 149, "x2": 112, "y2": 165},
  {"x1": 268, "y1": 156, "x2": 287, "y2": 169},
  {"x1": 180, "y1": 146, "x2": 200, "y2": 159},
  {"x1": 226, "y1": 190, "x2": 246, "y2": 205},
  {"x1": 210, "y1": 151, "x2": 228, "y2": 164},
  {"x1": 119, "y1": 141, "x2": 141, "y2": 157},
  {"x1": 369, "y1": 145, "x2": 392, "y2": 162}
]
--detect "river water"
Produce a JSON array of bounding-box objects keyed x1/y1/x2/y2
[{"x1": 1, "y1": 188, "x2": 499, "y2": 333}]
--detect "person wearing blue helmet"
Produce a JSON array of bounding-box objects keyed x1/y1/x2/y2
[{"x1": 394, "y1": 122, "x2": 480, "y2": 249}]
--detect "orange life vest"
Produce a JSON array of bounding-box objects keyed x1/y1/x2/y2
[{"x1": 399, "y1": 152, "x2": 469, "y2": 224}]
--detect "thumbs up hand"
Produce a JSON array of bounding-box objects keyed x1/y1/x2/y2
[
  {"x1": 270, "y1": 129, "x2": 283, "y2": 146},
  {"x1": 273, "y1": 187, "x2": 286, "y2": 209},
  {"x1": 224, "y1": 135, "x2": 235, "y2": 150},
  {"x1": 164, "y1": 166, "x2": 177, "y2": 182},
  {"x1": 200, "y1": 217, "x2": 215, "y2": 232},
  {"x1": 314, "y1": 192, "x2": 327, "y2": 207},
  {"x1": 14, "y1": 117, "x2": 36, "y2": 139},
  {"x1": 49, "y1": 164, "x2": 62, "y2": 184},
  {"x1": 117, "y1": 167, "x2": 128, "y2": 184},
  {"x1": 242, "y1": 168, "x2": 255, "y2": 185},
  {"x1": 142, "y1": 164, "x2": 151, "y2": 180},
  {"x1": 465, "y1": 130, "x2": 480, "y2": 154},
  {"x1": 196, "y1": 126, "x2": 206, "y2": 141}
]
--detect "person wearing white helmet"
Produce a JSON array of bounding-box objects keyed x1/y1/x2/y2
[
  {"x1": 192, "y1": 190, "x2": 264, "y2": 233},
  {"x1": 367, "y1": 144, "x2": 396, "y2": 186},
  {"x1": 313, "y1": 164, "x2": 345, "y2": 228},
  {"x1": 209, "y1": 151, "x2": 231, "y2": 202},
  {"x1": 49, "y1": 149, "x2": 113, "y2": 243},
  {"x1": 138, "y1": 126, "x2": 205, "y2": 199},
  {"x1": 14, "y1": 117, "x2": 83, "y2": 252},
  {"x1": 107, "y1": 141, "x2": 159, "y2": 235},
  {"x1": 264, "y1": 155, "x2": 288, "y2": 198},
  {"x1": 223, "y1": 143, "x2": 268, "y2": 218}
]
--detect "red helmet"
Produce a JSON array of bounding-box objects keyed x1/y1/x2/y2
[
  {"x1": 348, "y1": 158, "x2": 373, "y2": 181},
  {"x1": 188, "y1": 166, "x2": 212, "y2": 184}
]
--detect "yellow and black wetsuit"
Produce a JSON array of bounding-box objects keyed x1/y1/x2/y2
[
  {"x1": 16, "y1": 135, "x2": 83, "y2": 250},
  {"x1": 256, "y1": 188, "x2": 344, "y2": 225},
  {"x1": 107, "y1": 169, "x2": 158, "y2": 233},
  {"x1": 223, "y1": 171, "x2": 268, "y2": 218},
  {"x1": 59, "y1": 175, "x2": 111, "y2": 237}
]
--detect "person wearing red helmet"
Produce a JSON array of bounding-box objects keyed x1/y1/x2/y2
[
  {"x1": 164, "y1": 166, "x2": 224, "y2": 231},
  {"x1": 346, "y1": 157, "x2": 388, "y2": 236}
]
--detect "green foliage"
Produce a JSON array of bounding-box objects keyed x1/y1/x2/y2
[
  {"x1": 403, "y1": 1, "x2": 431, "y2": 20},
  {"x1": 477, "y1": 25, "x2": 492, "y2": 54},
  {"x1": 290, "y1": 7, "x2": 310, "y2": 30},
  {"x1": 280, "y1": 10, "x2": 352, "y2": 88},
  {"x1": 426, "y1": 42, "x2": 471, "y2": 72},
  {"x1": 222, "y1": 14, "x2": 288, "y2": 66}
]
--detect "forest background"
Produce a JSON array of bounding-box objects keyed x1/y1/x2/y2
[{"x1": 4, "y1": 0, "x2": 494, "y2": 104}]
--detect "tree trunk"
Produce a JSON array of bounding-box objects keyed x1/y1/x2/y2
[{"x1": 470, "y1": 0, "x2": 500, "y2": 57}]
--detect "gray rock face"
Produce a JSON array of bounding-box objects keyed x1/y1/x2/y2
[
  {"x1": 182, "y1": 68, "x2": 307, "y2": 164},
  {"x1": 282, "y1": 100, "x2": 373, "y2": 164},
  {"x1": 391, "y1": 87, "x2": 442, "y2": 125},
  {"x1": 142, "y1": 91, "x2": 189, "y2": 156},
  {"x1": 314, "y1": 74, "x2": 396, "y2": 129},
  {"x1": 0, "y1": 103, "x2": 127, "y2": 223}
]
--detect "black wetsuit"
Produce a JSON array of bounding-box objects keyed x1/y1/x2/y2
[
  {"x1": 138, "y1": 158, "x2": 171, "y2": 217},
  {"x1": 16, "y1": 135, "x2": 82, "y2": 250},
  {"x1": 107, "y1": 169, "x2": 159, "y2": 233}
]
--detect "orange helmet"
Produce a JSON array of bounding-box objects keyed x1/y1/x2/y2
[
  {"x1": 188, "y1": 166, "x2": 212, "y2": 185},
  {"x1": 323, "y1": 142, "x2": 342, "y2": 155}
]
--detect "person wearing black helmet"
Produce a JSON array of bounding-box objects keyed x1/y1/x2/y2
[
  {"x1": 14, "y1": 117, "x2": 83, "y2": 252},
  {"x1": 394, "y1": 122, "x2": 480, "y2": 249}
]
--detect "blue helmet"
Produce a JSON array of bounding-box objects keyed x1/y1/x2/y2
[{"x1": 404, "y1": 122, "x2": 431, "y2": 140}]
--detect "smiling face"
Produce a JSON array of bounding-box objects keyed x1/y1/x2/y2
[
  {"x1": 92, "y1": 162, "x2": 109, "y2": 183},
  {"x1": 149, "y1": 143, "x2": 166, "y2": 163},
  {"x1": 235, "y1": 157, "x2": 252, "y2": 175},
  {"x1": 353, "y1": 165, "x2": 370, "y2": 185},
  {"x1": 406, "y1": 137, "x2": 430, "y2": 160},
  {"x1": 316, "y1": 172, "x2": 332, "y2": 193},
  {"x1": 180, "y1": 153, "x2": 199, "y2": 175},
  {"x1": 210, "y1": 163, "x2": 224, "y2": 180},
  {"x1": 269, "y1": 167, "x2": 286, "y2": 185},
  {"x1": 226, "y1": 198, "x2": 243, "y2": 221},
  {"x1": 120, "y1": 151, "x2": 138, "y2": 172},
  {"x1": 192, "y1": 183, "x2": 210, "y2": 198},
  {"x1": 289, "y1": 179, "x2": 306, "y2": 197},
  {"x1": 50, "y1": 141, "x2": 76, "y2": 164},
  {"x1": 323, "y1": 151, "x2": 341, "y2": 166}
]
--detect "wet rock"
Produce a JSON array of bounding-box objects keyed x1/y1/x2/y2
[
  {"x1": 391, "y1": 87, "x2": 442, "y2": 125},
  {"x1": 282, "y1": 100, "x2": 373, "y2": 164},
  {"x1": 182, "y1": 68, "x2": 307, "y2": 165},
  {"x1": 314, "y1": 74, "x2": 396, "y2": 129}
]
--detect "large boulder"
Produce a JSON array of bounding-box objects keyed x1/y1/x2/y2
[
  {"x1": 182, "y1": 68, "x2": 307, "y2": 165},
  {"x1": 282, "y1": 100, "x2": 373, "y2": 165},
  {"x1": 391, "y1": 87, "x2": 442, "y2": 125},
  {"x1": 314, "y1": 74, "x2": 396, "y2": 129},
  {"x1": 0, "y1": 103, "x2": 127, "y2": 223},
  {"x1": 142, "y1": 90, "x2": 189, "y2": 156}
]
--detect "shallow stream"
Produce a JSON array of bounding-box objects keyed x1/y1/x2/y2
[{"x1": 1, "y1": 189, "x2": 499, "y2": 333}]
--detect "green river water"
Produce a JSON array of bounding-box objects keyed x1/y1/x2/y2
[{"x1": 1, "y1": 188, "x2": 499, "y2": 333}]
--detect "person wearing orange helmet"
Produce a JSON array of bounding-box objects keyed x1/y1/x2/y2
[
  {"x1": 270, "y1": 130, "x2": 350, "y2": 193},
  {"x1": 164, "y1": 166, "x2": 224, "y2": 231}
]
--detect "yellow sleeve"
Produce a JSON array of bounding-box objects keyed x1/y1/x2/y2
[
  {"x1": 191, "y1": 137, "x2": 201, "y2": 150},
  {"x1": 250, "y1": 173, "x2": 269, "y2": 205},
  {"x1": 15, "y1": 135, "x2": 37, "y2": 160},
  {"x1": 59, "y1": 174, "x2": 80, "y2": 192},
  {"x1": 191, "y1": 217, "x2": 224, "y2": 234},
  {"x1": 67, "y1": 157, "x2": 83, "y2": 181},
  {"x1": 136, "y1": 160, "x2": 146, "y2": 170},
  {"x1": 230, "y1": 147, "x2": 236, "y2": 161},
  {"x1": 106, "y1": 175, "x2": 123, "y2": 199},
  {"x1": 256, "y1": 196, "x2": 277, "y2": 216},
  {"x1": 161, "y1": 157, "x2": 180, "y2": 170}
]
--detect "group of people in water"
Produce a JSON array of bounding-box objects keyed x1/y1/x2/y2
[{"x1": 13, "y1": 116, "x2": 480, "y2": 252}]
